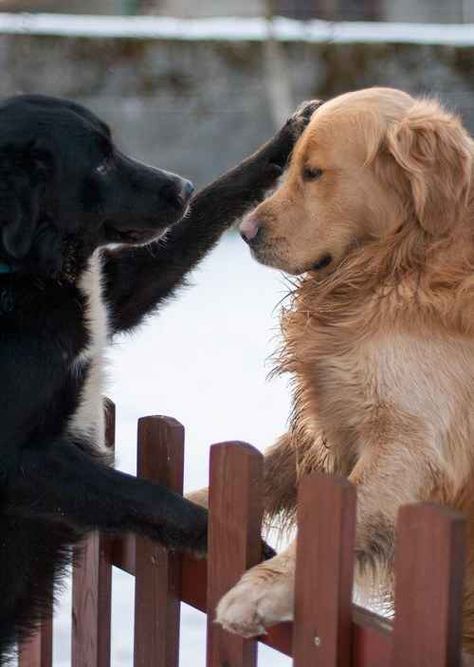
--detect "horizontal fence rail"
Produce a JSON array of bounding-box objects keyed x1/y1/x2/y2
[{"x1": 17, "y1": 403, "x2": 471, "y2": 666}]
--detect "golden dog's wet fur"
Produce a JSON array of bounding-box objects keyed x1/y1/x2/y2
[{"x1": 213, "y1": 88, "x2": 474, "y2": 650}]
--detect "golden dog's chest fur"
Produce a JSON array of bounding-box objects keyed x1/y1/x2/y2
[{"x1": 282, "y1": 272, "x2": 474, "y2": 498}]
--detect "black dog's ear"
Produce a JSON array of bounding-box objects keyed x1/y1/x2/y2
[{"x1": 0, "y1": 141, "x2": 52, "y2": 261}]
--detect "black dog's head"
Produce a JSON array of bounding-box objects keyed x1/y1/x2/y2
[{"x1": 0, "y1": 94, "x2": 193, "y2": 278}]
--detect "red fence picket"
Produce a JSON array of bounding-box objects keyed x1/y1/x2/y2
[
  {"x1": 294, "y1": 473, "x2": 356, "y2": 667},
  {"x1": 206, "y1": 442, "x2": 264, "y2": 667},
  {"x1": 133, "y1": 416, "x2": 184, "y2": 667},
  {"x1": 17, "y1": 406, "x2": 470, "y2": 666},
  {"x1": 391, "y1": 503, "x2": 466, "y2": 667}
]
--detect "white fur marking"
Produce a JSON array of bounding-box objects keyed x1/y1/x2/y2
[{"x1": 67, "y1": 251, "x2": 109, "y2": 452}]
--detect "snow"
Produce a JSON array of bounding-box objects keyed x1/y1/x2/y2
[
  {"x1": 0, "y1": 12, "x2": 474, "y2": 46},
  {"x1": 51, "y1": 232, "x2": 292, "y2": 666}
]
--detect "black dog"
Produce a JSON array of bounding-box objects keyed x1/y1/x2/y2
[{"x1": 0, "y1": 94, "x2": 316, "y2": 659}]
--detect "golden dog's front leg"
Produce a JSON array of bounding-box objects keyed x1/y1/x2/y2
[
  {"x1": 216, "y1": 436, "x2": 439, "y2": 637},
  {"x1": 349, "y1": 439, "x2": 437, "y2": 590},
  {"x1": 215, "y1": 540, "x2": 296, "y2": 637}
]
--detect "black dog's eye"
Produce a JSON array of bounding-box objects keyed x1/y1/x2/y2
[
  {"x1": 95, "y1": 157, "x2": 113, "y2": 176},
  {"x1": 94, "y1": 145, "x2": 115, "y2": 176},
  {"x1": 303, "y1": 167, "x2": 323, "y2": 181}
]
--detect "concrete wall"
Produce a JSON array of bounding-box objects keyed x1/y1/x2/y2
[
  {"x1": 1, "y1": 27, "x2": 473, "y2": 187},
  {"x1": 152, "y1": 0, "x2": 264, "y2": 18},
  {"x1": 143, "y1": 0, "x2": 474, "y2": 22},
  {"x1": 0, "y1": 1, "x2": 125, "y2": 13},
  {"x1": 381, "y1": 0, "x2": 470, "y2": 23},
  {"x1": 124, "y1": 0, "x2": 474, "y2": 23}
]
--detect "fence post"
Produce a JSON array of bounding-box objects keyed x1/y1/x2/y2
[
  {"x1": 71, "y1": 399, "x2": 115, "y2": 667},
  {"x1": 293, "y1": 473, "x2": 356, "y2": 667},
  {"x1": 206, "y1": 442, "x2": 264, "y2": 667},
  {"x1": 390, "y1": 503, "x2": 466, "y2": 667},
  {"x1": 133, "y1": 416, "x2": 185, "y2": 667},
  {"x1": 18, "y1": 617, "x2": 53, "y2": 667}
]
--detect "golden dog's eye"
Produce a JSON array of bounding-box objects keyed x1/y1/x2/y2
[{"x1": 302, "y1": 167, "x2": 323, "y2": 181}]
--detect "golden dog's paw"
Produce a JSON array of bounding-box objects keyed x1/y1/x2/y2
[{"x1": 215, "y1": 574, "x2": 294, "y2": 638}]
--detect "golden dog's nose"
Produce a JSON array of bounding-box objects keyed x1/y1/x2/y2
[{"x1": 239, "y1": 214, "x2": 260, "y2": 244}]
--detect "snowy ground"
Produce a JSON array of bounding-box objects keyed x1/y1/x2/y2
[{"x1": 51, "y1": 231, "x2": 293, "y2": 666}]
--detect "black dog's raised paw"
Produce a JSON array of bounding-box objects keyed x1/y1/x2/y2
[
  {"x1": 264, "y1": 99, "x2": 323, "y2": 174},
  {"x1": 286, "y1": 99, "x2": 323, "y2": 138}
]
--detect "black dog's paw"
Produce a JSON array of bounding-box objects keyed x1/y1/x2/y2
[
  {"x1": 187, "y1": 529, "x2": 208, "y2": 558},
  {"x1": 265, "y1": 99, "x2": 323, "y2": 172},
  {"x1": 160, "y1": 501, "x2": 208, "y2": 557},
  {"x1": 183, "y1": 536, "x2": 275, "y2": 561},
  {"x1": 184, "y1": 505, "x2": 208, "y2": 557},
  {"x1": 286, "y1": 99, "x2": 322, "y2": 139}
]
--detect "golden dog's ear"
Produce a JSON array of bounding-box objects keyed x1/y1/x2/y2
[{"x1": 385, "y1": 100, "x2": 472, "y2": 235}]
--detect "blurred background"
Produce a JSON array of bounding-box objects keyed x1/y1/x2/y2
[
  {"x1": 0, "y1": 1, "x2": 473, "y2": 665},
  {"x1": 2, "y1": 0, "x2": 474, "y2": 21}
]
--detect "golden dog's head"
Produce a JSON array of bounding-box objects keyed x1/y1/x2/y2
[{"x1": 240, "y1": 87, "x2": 473, "y2": 275}]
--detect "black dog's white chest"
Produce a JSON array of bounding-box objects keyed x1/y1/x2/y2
[{"x1": 66, "y1": 252, "x2": 109, "y2": 452}]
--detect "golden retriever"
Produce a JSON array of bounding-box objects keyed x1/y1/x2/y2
[{"x1": 211, "y1": 87, "x2": 474, "y2": 650}]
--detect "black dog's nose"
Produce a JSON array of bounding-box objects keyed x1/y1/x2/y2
[
  {"x1": 160, "y1": 177, "x2": 195, "y2": 209},
  {"x1": 180, "y1": 179, "x2": 195, "y2": 203},
  {"x1": 175, "y1": 178, "x2": 194, "y2": 207}
]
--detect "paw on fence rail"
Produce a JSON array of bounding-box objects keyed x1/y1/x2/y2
[{"x1": 18, "y1": 401, "x2": 469, "y2": 666}]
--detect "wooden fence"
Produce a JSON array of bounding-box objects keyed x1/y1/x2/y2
[{"x1": 17, "y1": 402, "x2": 470, "y2": 666}]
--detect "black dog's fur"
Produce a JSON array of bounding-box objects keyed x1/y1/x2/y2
[{"x1": 0, "y1": 94, "x2": 314, "y2": 660}]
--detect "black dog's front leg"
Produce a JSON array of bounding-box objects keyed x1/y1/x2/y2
[
  {"x1": 104, "y1": 101, "x2": 321, "y2": 334},
  {"x1": 7, "y1": 440, "x2": 207, "y2": 554}
]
